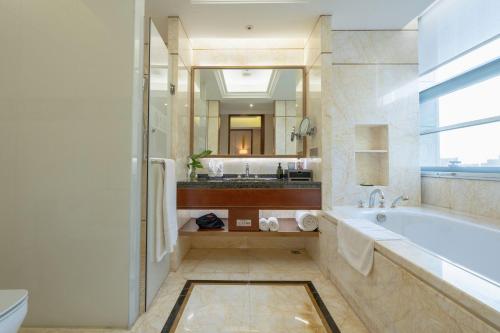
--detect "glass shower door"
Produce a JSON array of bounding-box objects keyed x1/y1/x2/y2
[{"x1": 144, "y1": 20, "x2": 171, "y2": 311}]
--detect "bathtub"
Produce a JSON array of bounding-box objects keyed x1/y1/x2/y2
[
  {"x1": 353, "y1": 208, "x2": 500, "y2": 285},
  {"x1": 320, "y1": 206, "x2": 500, "y2": 332}
]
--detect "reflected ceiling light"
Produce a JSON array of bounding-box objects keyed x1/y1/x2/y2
[{"x1": 222, "y1": 69, "x2": 272, "y2": 93}]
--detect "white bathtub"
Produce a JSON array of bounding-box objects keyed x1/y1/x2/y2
[
  {"x1": 350, "y1": 207, "x2": 500, "y2": 285},
  {"x1": 322, "y1": 206, "x2": 500, "y2": 331}
]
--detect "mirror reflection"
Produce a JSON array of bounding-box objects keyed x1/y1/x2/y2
[{"x1": 192, "y1": 68, "x2": 305, "y2": 156}]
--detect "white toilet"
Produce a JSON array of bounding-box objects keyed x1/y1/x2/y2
[{"x1": 0, "y1": 290, "x2": 28, "y2": 333}]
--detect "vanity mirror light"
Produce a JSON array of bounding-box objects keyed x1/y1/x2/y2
[{"x1": 190, "y1": 67, "x2": 306, "y2": 157}]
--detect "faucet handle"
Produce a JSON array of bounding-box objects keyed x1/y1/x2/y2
[{"x1": 378, "y1": 199, "x2": 385, "y2": 208}]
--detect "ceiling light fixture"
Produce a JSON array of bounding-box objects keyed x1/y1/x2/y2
[{"x1": 249, "y1": 104, "x2": 254, "y2": 108}]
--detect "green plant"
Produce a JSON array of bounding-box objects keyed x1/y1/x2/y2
[{"x1": 187, "y1": 150, "x2": 212, "y2": 171}]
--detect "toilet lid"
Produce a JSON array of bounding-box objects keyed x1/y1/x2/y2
[{"x1": 0, "y1": 290, "x2": 28, "y2": 318}]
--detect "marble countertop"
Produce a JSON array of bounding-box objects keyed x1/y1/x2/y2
[
  {"x1": 177, "y1": 178, "x2": 321, "y2": 189},
  {"x1": 178, "y1": 173, "x2": 321, "y2": 189}
]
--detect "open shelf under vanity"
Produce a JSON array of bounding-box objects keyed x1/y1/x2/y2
[{"x1": 179, "y1": 218, "x2": 318, "y2": 237}]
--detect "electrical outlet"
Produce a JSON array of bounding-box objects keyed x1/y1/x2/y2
[{"x1": 236, "y1": 219, "x2": 252, "y2": 227}]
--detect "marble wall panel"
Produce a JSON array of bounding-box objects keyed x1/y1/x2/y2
[
  {"x1": 192, "y1": 49, "x2": 304, "y2": 66},
  {"x1": 332, "y1": 31, "x2": 418, "y2": 64},
  {"x1": 330, "y1": 63, "x2": 420, "y2": 206},
  {"x1": 422, "y1": 177, "x2": 500, "y2": 223}
]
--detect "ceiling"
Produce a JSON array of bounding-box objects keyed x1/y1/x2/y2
[{"x1": 150, "y1": 0, "x2": 434, "y2": 47}]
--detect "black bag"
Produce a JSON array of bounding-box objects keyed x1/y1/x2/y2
[{"x1": 196, "y1": 213, "x2": 224, "y2": 230}]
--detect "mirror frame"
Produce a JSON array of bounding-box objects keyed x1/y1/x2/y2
[{"x1": 190, "y1": 66, "x2": 307, "y2": 158}]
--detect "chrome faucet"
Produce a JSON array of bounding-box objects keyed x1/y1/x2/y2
[
  {"x1": 244, "y1": 163, "x2": 250, "y2": 178},
  {"x1": 391, "y1": 195, "x2": 409, "y2": 208},
  {"x1": 368, "y1": 189, "x2": 385, "y2": 208}
]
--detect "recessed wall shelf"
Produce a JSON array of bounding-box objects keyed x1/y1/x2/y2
[
  {"x1": 179, "y1": 218, "x2": 318, "y2": 237},
  {"x1": 355, "y1": 124, "x2": 389, "y2": 186}
]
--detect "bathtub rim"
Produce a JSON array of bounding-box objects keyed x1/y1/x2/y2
[{"x1": 322, "y1": 206, "x2": 500, "y2": 330}]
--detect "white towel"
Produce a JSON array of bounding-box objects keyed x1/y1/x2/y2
[
  {"x1": 259, "y1": 218, "x2": 270, "y2": 231},
  {"x1": 153, "y1": 159, "x2": 178, "y2": 263},
  {"x1": 163, "y1": 159, "x2": 178, "y2": 253},
  {"x1": 153, "y1": 163, "x2": 168, "y2": 262},
  {"x1": 337, "y1": 218, "x2": 403, "y2": 276},
  {"x1": 295, "y1": 211, "x2": 318, "y2": 231},
  {"x1": 268, "y1": 217, "x2": 279, "y2": 232}
]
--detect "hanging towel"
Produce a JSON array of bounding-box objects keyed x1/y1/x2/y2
[
  {"x1": 163, "y1": 159, "x2": 178, "y2": 253},
  {"x1": 268, "y1": 217, "x2": 279, "y2": 232},
  {"x1": 153, "y1": 163, "x2": 168, "y2": 262},
  {"x1": 259, "y1": 218, "x2": 270, "y2": 231},
  {"x1": 337, "y1": 218, "x2": 403, "y2": 276},
  {"x1": 153, "y1": 159, "x2": 178, "y2": 263},
  {"x1": 295, "y1": 211, "x2": 318, "y2": 231}
]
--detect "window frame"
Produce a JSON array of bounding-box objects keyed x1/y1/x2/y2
[{"x1": 419, "y1": 56, "x2": 500, "y2": 175}]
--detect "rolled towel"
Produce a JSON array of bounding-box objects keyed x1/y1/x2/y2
[
  {"x1": 259, "y1": 218, "x2": 270, "y2": 232},
  {"x1": 295, "y1": 211, "x2": 319, "y2": 232},
  {"x1": 268, "y1": 217, "x2": 279, "y2": 232}
]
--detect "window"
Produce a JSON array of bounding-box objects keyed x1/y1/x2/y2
[{"x1": 419, "y1": 37, "x2": 500, "y2": 174}]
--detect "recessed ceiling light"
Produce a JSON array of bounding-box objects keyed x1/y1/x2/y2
[
  {"x1": 222, "y1": 69, "x2": 273, "y2": 93},
  {"x1": 249, "y1": 104, "x2": 254, "y2": 108}
]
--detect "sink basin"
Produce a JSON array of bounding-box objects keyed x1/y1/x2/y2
[{"x1": 222, "y1": 177, "x2": 279, "y2": 181}]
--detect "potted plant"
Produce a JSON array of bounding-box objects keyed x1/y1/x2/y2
[{"x1": 187, "y1": 150, "x2": 212, "y2": 180}]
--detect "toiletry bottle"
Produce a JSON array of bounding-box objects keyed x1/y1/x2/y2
[
  {"x1": 297, "y1": 158, "x2": 304, "y2": 170},
  {"x1": 277, "y1": 163, "x2": 284, "y2": 179}
]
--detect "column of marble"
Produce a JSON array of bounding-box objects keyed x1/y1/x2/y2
[
  {"x1": 305, "y1": 15, "x2": 333, "y2": 209},
  {"x1": 329, "y1": 30, "x2": 420, "y2": 206}
]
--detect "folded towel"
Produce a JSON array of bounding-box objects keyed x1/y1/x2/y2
[
  {"x1": 337, "y1": 218, "x2": 403, "y2": 276},
  {"x1": 259, "y1": 218, "x2": 270, "y2": 232},
  {"x1": 268, "y1": 217, "x2": 279, "y2": 232},
  {"x1": 295, "y1": 211, "x2": 318, "y2": 231}
]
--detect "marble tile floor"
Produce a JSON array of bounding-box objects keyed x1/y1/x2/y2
[
  {"x1": 171, "y1": 282, "x2": 332, "y2": 333},
  {"x1": 20, "y1": 249, "x2": 368, "y2": 333}
]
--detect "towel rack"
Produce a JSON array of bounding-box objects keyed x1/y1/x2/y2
[{"x1": 150, "y1": 158, "x2": 167, "y2": 167}]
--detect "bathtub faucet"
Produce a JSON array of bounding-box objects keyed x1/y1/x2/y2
[
  {"x1": 391, "y1": 195, "x2": 409, "y2": 208},
  {"x1": 368, "y1": 189, "x2": 385, "y2": 208}
]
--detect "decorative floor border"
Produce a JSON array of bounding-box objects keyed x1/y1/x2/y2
[{"x1": 161, "y1": 280, "x2": 341, "y2": 333}]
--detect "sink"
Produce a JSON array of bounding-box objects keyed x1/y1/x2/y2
[{"x1": 222, "y1": 177, "x2": 279, "y2": 181}]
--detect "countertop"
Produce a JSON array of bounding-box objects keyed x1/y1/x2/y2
[{"x1": 177, "y1": 178, "x2": 321, "y2": 189}]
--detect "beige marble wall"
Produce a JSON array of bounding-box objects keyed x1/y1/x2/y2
[
  {"x1": 329, "y1": 30, "x2": 420, "y2": 207},
  {"x1": 422, "y1": 176, "x2": 500, "y2": 223},
  {"x1": 309, "y1": 217, "x2": 499, "y2": 333},
  {"x1": 192, "y1": 49, "x2": 304, "y2": 67},
  {"x1": 304, "y1": 16, "x2": 333, "y2": 209},
  {"x1": 167, "y1": 17, "x2": 192, "y2": 181},
  {"x1": 191, "y1": 236, "x2": 306, "y2": 249}
]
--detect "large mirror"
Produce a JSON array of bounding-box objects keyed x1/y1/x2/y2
[{"x1": 191, "y1": 67, "x2": 306, "y2": 157}]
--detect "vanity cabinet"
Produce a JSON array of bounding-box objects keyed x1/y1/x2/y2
[{"x1": 177, "y1": 183, "x2": 321, "y2": 232}]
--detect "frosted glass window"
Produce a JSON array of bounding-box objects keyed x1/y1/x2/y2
[{"x1": 419, "y1": 0, "x2": 500, "y2": 74}]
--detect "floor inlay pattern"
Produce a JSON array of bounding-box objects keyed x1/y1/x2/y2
[
  {"x1": 162, "y1": 280, "x2": 340, "y2": 333},
  {"x1": 20, "y1": 249, "x2": 368, "y2": 333}
]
